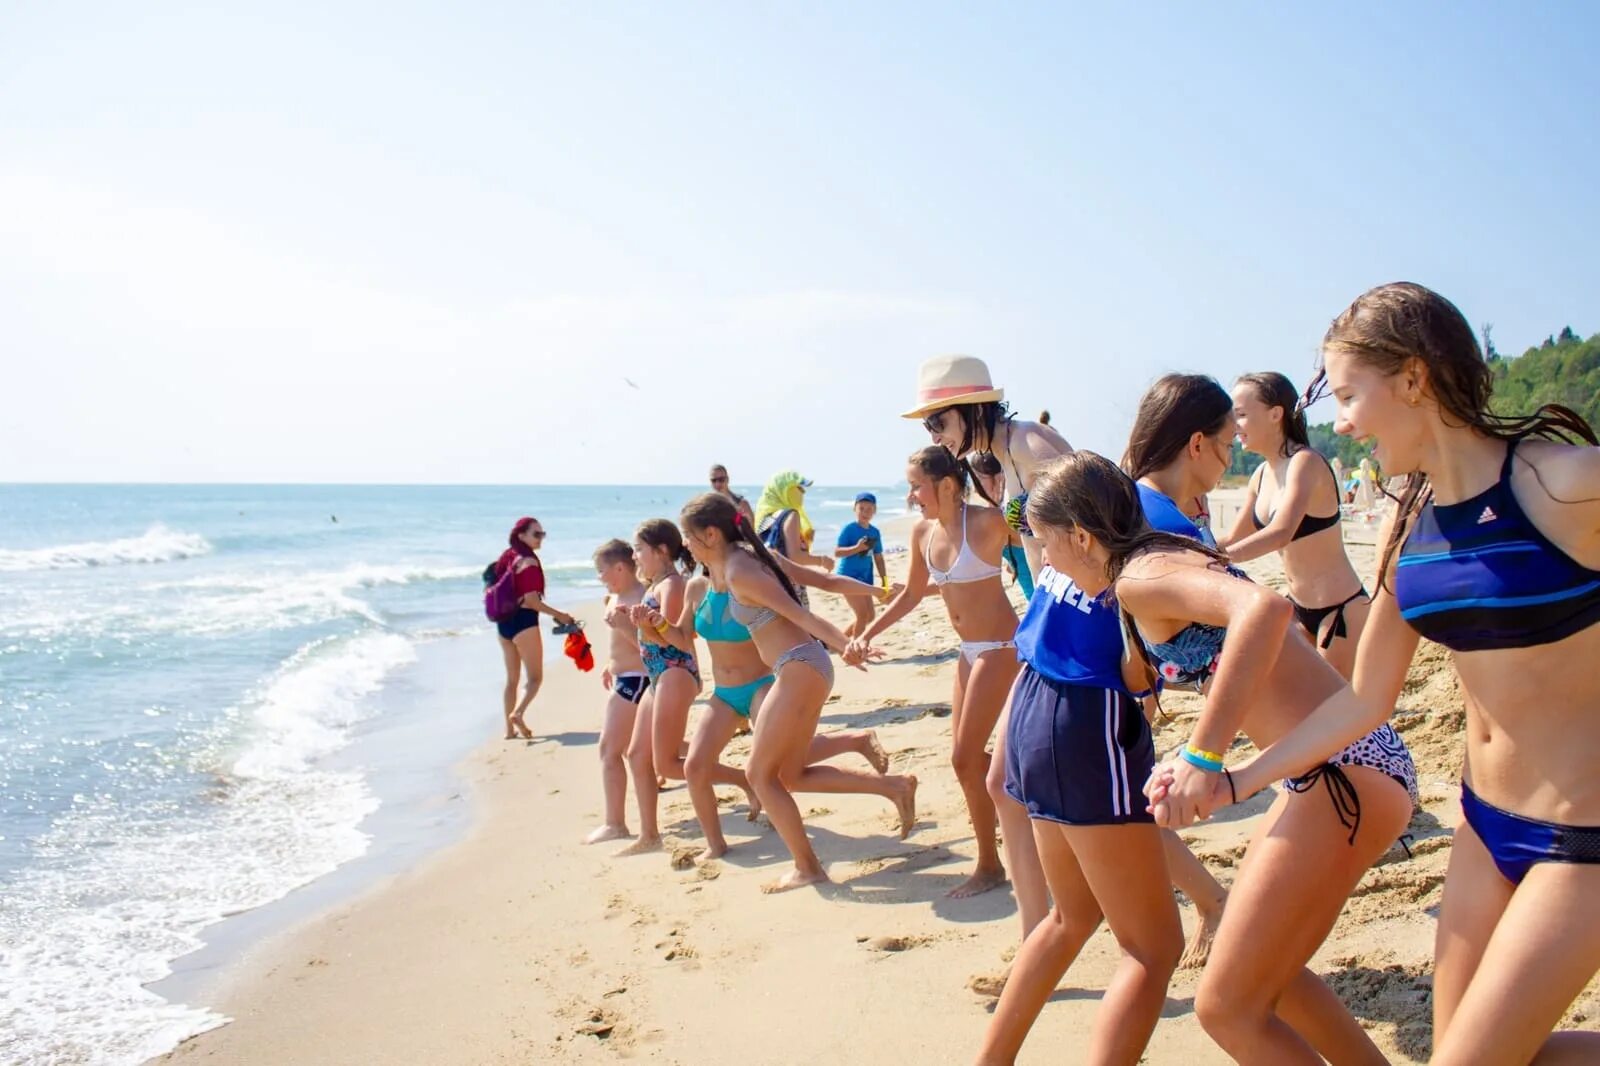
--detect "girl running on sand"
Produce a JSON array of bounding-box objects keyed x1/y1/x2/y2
[
  {"x1": 1221, "y1": 371, "x2": 1371, "y2": 678},
  {"x1": 849, "y1": 447, "x2": 1026, "y2": 903},
  {"x1": 615, "y1": 519, "x2": 723, "y2": 856},
  {"x1": 906, "y1": 354, "x2": 1071, "y2": 940},
  {"x1": 676, "y1": 493, "x2": 918, "y2": 893},
  {"x1": 1046, "y1": 450, "x2": 1415, "y2": 1065},
  {"x1": 1169, "y1": 283, "x2": 1600, "y2": 1064},
  {"x1": 650, "y1": 549, "x2": 899, "y2": 862}
]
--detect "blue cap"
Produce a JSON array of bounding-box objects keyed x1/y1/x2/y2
[{"x1": 855, "y1": 492, "x2": 877, "y2": 505}]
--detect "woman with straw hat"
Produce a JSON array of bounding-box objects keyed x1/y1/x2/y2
[{"x1": 904, "y1": 355, "x2": 1071, "y2": 579}]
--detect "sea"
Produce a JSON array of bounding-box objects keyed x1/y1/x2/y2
[{"x1": 0, "y1": 482, "x2": 904, "y2": 1066}]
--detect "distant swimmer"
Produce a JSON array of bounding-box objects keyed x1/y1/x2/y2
[{"x1": 330, "y1": 514, "x2": 338, "y2": 523}]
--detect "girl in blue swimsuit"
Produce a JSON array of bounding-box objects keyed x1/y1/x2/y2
[
  {"x1": 1203, "y1": 283, "x2": 1600, "y2": 1064},
  {"x1": 651, "y1": 571, "x2": 894, "y2": 863},
  {"x1": 674, "y1": 493, "x2": 918, "y2": 894},
  {"x1": 1037, "y1": 450, "x2": 1415, "y2": 1066}
]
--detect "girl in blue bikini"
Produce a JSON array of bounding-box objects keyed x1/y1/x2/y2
[
  {"x1": 651, "y1": 559, "x2": 896, "y2": 863},
  {"x1": 1185, "y1": 283, "x2": 1600, "y2": 1064},
  {"x1": 673, "y1": 493, "x2": 918, "y2": 893}
]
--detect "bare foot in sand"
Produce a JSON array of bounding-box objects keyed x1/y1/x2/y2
[
  {"x1": 656, "y1": 776, "x2": 667, "y2": 791},
  {"x1": 584, "y1": 824, "x2": 631, "y2": 845},
  {"x1": 946, "y1": 864, "x2": 1008, "y2": 899},
  {"x1": 510, "y1": 714, "x2": 533, "y2": 740},
  {"x1": 614, "y1": 835, "x2": 663, "y2": 857},
  {"x1": 761, "y1": 866, "x2": 830, "y2": 894},
  {"x1": 697, "y1": 844, "x2": 728, "y2": 863},
  {"x1": 894, "y1": 775, "x2": 919, "y2": 839},
  {"x1": 863, "y1": 732, "x2": 890, "y2": 774},
  {"x1": 743, "y1": 787, "x2": 763, "y2": 823},
  {"x1": 1179, "y1": 903, "x2": 1223, "y2": 970}
]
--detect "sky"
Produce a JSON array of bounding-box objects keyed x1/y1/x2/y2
[{"x1": 2, "y1": 3, "x2": 1595, "y2": 485}]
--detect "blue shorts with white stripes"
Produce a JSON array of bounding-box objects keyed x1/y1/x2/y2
[{"x1": 1004, "y1": 667, "x2": 1154, "y2": 826}]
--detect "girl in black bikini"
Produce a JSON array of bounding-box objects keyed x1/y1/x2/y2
[{"x1": 1222, "y1": 372, "x2": 1371, "y2": 679}]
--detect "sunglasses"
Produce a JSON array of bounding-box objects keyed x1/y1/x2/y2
[
  {"x1": 528, "y1": 530, "x2": 547, "y2": 538},
  {"x1": 922, "y1": 410, "x2": 948, "y2": 434},
  {"x1": 711, "y1": 477, "x2": 729, "y2": 485}
]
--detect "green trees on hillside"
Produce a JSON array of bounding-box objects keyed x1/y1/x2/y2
[{"x1": 1490, "y1": 327, "x2": 1599, "y2": 430}]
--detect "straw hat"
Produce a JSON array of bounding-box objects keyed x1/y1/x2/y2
[{"x1": 901, "y1": 355, "x2": 1005, "y2": 419}]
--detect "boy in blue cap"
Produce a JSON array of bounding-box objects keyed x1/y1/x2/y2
[{"x1": 835, "y1": 492, "x2": 887, "y2": 637}]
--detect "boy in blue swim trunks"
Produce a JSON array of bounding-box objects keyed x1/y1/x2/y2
[
  {"x1": 834, "y1": 492, "x2": 887, "y2": 637},
  {"x1": 585, "y1": 539, "x2": 648, "y2": 845}
]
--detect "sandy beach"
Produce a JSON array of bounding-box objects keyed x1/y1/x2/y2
[{"x1": 153, "y1": 496, "x2": 1600, "y2": 1065}]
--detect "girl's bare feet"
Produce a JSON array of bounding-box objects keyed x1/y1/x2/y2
[
  {"x1": 584, "y1": 824, "x2": 631, "y2": 845},
  {"x1": 863, "y1": 732, "x2": 890, "y2": 774},
  {"x1": 614, "y1": 835, "x2": 663, "y2": 857},
  {"x1": 894, "y1": 775, "x2": 919, "y2": 839},
  {"x1": 510, "y1": 713, "x2": 533, "y2": 739},
  {"x1": 946, "y1": 864, "x2": 1008, "y2": 899},
  {"x1": 697, "y1": 844, "x2": 728, "y2": 863},
  {"x1": 1178, "y1": 902, "x2": 1223, "y2": 969},
  {"x1": 761, "y1": 865, "x2": 829, "y2": 894},
  {"x1": 743, "y1": 787, "x2": 763, "y2": 823}
]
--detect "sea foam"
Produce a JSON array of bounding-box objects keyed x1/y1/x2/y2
[{"x1": 0, "y1": 525, "x2": 212, "y2": 572}]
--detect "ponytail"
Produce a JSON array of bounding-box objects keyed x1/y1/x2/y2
[{"x1": 680, "y1": 493, "x2": 802, "y2": 605}]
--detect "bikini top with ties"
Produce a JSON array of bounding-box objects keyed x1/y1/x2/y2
[
  {"x1": 926, "y1": 506, "x2": 1003, "y2": 587},
  {"x1": 1394, "y1": 438, "x2": 1600, "y2": 653},
  {"x1": 727, "y1": 593, "x2": 779, "y2": 634},
  {"x1": 1137, "y1": 564, "x2": 1250, "y2": 690}
]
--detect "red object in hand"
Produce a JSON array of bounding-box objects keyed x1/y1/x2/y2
[{"x1": 564, "y1": 630, "x2": 595, "y2": 672}]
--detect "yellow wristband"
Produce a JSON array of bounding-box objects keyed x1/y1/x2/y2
[
  {"x1": 653, "y1": 619, "x2": 670, "y2": 635},
  {"x1": 1186, "y1": 743, "x2": 1226, "y2": 765}
]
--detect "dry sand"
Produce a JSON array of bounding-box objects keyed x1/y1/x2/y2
[{"x1": 154, "y1": 497, "x2": 1600, "y2": 1065}]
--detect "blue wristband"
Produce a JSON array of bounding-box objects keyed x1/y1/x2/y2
[{"x1": 1180, "y1": 747, "x2": 1224, "y2": 774}]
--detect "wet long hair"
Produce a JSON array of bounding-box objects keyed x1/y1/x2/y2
[
  {"x1": 635, "y1": 518, "x2": 696, "y2": 579},
  {"x1": 909, "y1": 445, "x2": 970, "y2": 503},
  {"x1": 1235, "y1": 371, "x2": 1310, "y2": 457},
  {"x1": 1122, "y1": 374, "x2": 1234, "y2": 480},
  {"x1": 680, "y1": 492, "x2": 802, "y2": 605},
  {"x1": 1304, "y1": 282, "x2": 1598, "y2": 588},
  {"x1": 1028, "y1": 451, "x2": 1233, "y2": 701}
]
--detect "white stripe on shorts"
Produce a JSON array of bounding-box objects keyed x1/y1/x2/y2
[{"x1": 1103, "y1": 690, "x2": 1130, "y2": 818}]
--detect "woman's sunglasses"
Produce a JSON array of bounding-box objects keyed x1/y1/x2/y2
[{"x1": 922, "y1": 410, "x2": 948, "y2": 434}]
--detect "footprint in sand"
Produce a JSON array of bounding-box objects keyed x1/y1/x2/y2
[{"x1": 863, "y1": 934, "x2": 929, "y2": 953}]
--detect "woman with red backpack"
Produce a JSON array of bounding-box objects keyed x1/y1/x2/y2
[{"x1": 487, "y1": 516, "x2": 577, "y2": 740}]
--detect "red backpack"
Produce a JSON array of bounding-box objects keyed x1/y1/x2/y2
[{"x1": 483, "y1": 555, "x2": 523, "y2": 621}]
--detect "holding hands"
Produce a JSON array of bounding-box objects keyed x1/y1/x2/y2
[{"x1": 1143, "y1": 751, "x2": 1238, "y2": 829}]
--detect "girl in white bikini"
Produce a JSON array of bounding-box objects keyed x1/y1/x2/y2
[{"x1": 851, "y1": 446, "x2": 1027, "y2": 903}]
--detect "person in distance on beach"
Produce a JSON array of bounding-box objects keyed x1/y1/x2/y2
[
  {"x1": 615, "y1": 519, "x2": 711, "y2": 856},
  {"x1": 753, "y1": 471, "x2": 834, "y2": 600},
  {"x1": 709, "y1": 463, "x2": 755, "y2": 525},
  {"x1": 675, "y1": 492, "x2": 918, "y2": 893},
  {"x1": 1042, "y1": 450, "x2": 1414, "y2": 1065},
  {"x1": 584, "y1": 539, "x2": 648, "y2": 845},
  {"x1": 1167, "y1": 283, "x2": 1600, "y2": 1064},
  {"x1": 1221, "y1": 371, "x2": 1370, "y2": 679},
  {"x1": 489, "y1": 517, "x2": 577, "y2": 740},
  {"x1": 834, "y1": 492, "x2": 888, "y2": 638},
  {"x1": 850, "y1": 447, "x2": 1026, "y2": 905}
]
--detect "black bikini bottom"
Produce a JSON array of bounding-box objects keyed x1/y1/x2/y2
[{"x1": 1290, "y1": 588, "x2": 1369, "y2": 649}]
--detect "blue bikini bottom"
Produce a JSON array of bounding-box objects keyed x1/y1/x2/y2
[
  {"x1": 1461, "y1": 781, "x2": 1600, "y2": 885},
  {"x1": 713, "y1": 675, "x2": 774, "y2": 718}
]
